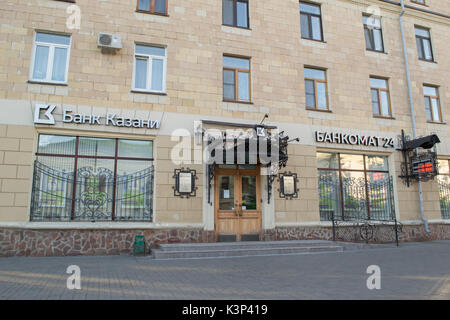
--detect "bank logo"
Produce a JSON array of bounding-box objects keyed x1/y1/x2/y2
[{"x1": 34, "y1": 104, "x2": 56, "y2": 125}]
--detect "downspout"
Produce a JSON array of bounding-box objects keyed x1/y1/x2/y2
[{"x1": 399, "y1": 0, "x2": 430, "y2": 233}]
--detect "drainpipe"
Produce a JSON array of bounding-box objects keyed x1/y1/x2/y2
[{"x1": 399, "y1": 0, "x2": 430, "y2": 233}]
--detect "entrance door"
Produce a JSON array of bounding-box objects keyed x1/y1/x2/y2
[{"x1": 214, "y1": 165, "x2": 261, "y2": 242}]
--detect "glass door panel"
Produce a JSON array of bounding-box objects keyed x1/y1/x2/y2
[
  {"x1": 218, "y1": 175, "x2": 235, "y2": 211},
  {"x1": 241, "y1": 176, "x2": 257, "y2": 211}
]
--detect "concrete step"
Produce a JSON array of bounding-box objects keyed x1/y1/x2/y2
[
  {"x1": 156, "y1": 240, "x2": 336, "y2": 252},
  {"x1": 151, "y1": 241, "x2": 344, "y2": 260}
]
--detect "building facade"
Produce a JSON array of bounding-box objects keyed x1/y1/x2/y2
[{"x1": 0, "y1": 0, "x2": 449, "y2": 256}]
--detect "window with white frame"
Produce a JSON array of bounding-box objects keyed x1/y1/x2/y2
[
  {"x1": 30, "y1": 32, "x2": 71, "y2": 84},
  {"x1": 133, "y1": 44, "x2": 166, "y2": 93}
]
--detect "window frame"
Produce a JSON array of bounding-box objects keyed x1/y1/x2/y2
[
  {"x1": 370, "y1": 77, "x2": 392, "y2": 118},
  {"x1": 423, "y1": 85, "x2": 443, "y2": 123},
  {"x1": 362, "y1": 14, "x2": 385, "y2": 53},
  {"x1": 29, "y1": 31, "x2": 72, "y2": 85},
  {"x1": 132, "y1": 44, "x2": 167, "y2": 94},
  {"x1": 415, "y1": 26, "x2": 434, "y2": 62},
  {"x1": 304, "y1": 67, "x2": 329, "y2": 111},
  {"x1": 317, "y1": 152, "x2": 391, "y2": 221},
  {"x1": 299, "y1": 2, "x2": 324, "y2": 42},
  {"x1": 136, "y1": 0, "x2": 168, "y2": 16},
  {"x1": 35, "y1": 134, "x2": 154, "y2": 222},
  {"x1": 222, "y1": 55, "x2": 252, "y2": 103},
  {"x1": 222, "y1": 0, "x2": 250, "y2": 29}
]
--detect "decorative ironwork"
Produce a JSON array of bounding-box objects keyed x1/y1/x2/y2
[
  {"x1": 172, "y1": 168, "x2": 198, "y2": 198},
  {"x1": 30, "y1": 161, "x2": 154, "y2": 221},
  {"x1": 319, "y1": 174, "x2": 402, "y2": 245},
  {"x1": 398, "y1": 129, "x2": 440, "y2": 186},
  {"x1": 438, "y1": 180, "x2": 450, "y2": 220}
]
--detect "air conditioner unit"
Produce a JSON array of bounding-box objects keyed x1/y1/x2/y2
[{"x1": 97, "y1": 33, "x2": 122, "y2": 51}]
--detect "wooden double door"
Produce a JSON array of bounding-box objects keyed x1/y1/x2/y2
[{"x1": 214, "y1": 165, "x2": 261, "y2": 242}]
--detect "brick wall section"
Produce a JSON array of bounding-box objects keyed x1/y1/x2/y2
[{"x1": 0, "y1": 124, "x2": 35, "y2": 222}]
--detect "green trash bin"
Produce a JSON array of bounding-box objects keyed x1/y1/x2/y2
[{"x1": 133, "y1": 235, "x2": 146, "y2": 255}]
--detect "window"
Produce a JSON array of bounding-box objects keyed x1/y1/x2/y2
[
  {"x1": 30, "y1": 32, "x2": 71, "y2": 84},
  {"x1": 133, "y1": 44, "x2": 166, "y2": 93},
  {"x1": 304, "y1": 67, "x2": 328, "y2": 110},
  {"x1": 222, "y1": 0, "x2": 249, "y2": 28},
  {"x1": 363, "y1": 15, "x2": 384, "y2": 52},
  {"x1": 415, "y1": 26, "x2": 434, "y2": 61},
  {"x1": 438, "y1": 159, "x2": 450, "y2": 219},
  {"x1": 317, "y1": 152, "x2": 393, "y2": 221},
  {"x1": 370, "y1": 77, "x2": 392, "y2": 117},
  {"x1": 31, "y1": 135, "x2": 154, "y2": 221},
  {"x1": 137, "y1": 0, "x2": 167, "y2": 15},
  {"x1": 300, "y1": 2, "x2": 323, "y2": 41},
  {"x1": 423, "y1": 85, "x2": 442, "y2": 123},
  {"x1": 223, "y1": 55, "x2": 251, "y2": 102}
]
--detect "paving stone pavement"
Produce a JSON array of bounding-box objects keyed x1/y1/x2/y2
[{"x1": 0, "y1": 241, "x2": 449, "y2": 300}]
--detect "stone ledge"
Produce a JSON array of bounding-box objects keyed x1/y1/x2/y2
[{"x1": 0, "y1": 222, "x2": 205, "y2": 230}]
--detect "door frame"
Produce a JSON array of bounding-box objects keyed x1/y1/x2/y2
[{"x1": 214, "y1": 165, "x2": 262, "y2": 242}]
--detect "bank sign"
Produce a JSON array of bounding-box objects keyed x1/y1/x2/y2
[
  {"x1": 315, "y1": 131, "x2": 395, "y2": 148},
  {"x1": 34, "y1": 104, "x2": 161, "y2": 129}
]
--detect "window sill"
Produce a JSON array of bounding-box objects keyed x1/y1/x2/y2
[
  {"x1": 222, "y1": 24, "x2": 251, "y2": 31},
  {"x1": 366, "y1": 49, "x2": 388, "y2": 54},
  {"x1": 301, "y1": 37, "x2": 326, "y2": 43},
  {"x1": 223, "y1": 99, "x2": 253, "y2": 105},
  {"x1": 306, "y1": 107, "x2": 332, "y2": 113},
  {"x1": 131, "y1": 90, "x2": 167, "y2": 96},
  {"x1": 28, "y1": 80, "x2": 68, "y2": 86},
  {"x1": 135, "y1": 10, "x2": 169, "y2": 17},
  {"x1": 427, "y1": 121, "x2": 446, "y2": 125},
  {"x1": 373, "y1": 115, "x2": 395, "y2": 120},
  {"x1": 419, "y1": 58, "x2": 437, "y2": 64}
]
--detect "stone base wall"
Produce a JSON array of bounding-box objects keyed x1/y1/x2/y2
[
  {"x1": 264, "y1": 223, "x2": 450, "y2": 243},
  {"x1": 1, "y1": 223, "x2": 449, "y2": 257},
  {"x1": 0, "y1": 228, "x2": 215, "y2": 257}
]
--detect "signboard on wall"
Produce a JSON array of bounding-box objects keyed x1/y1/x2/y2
[
  {"x1": 315, "y1": 131, "x2": 395, "y2": 148},
  {"x1": 34, "y1": 104, "x2": 161, "y2": 129}
]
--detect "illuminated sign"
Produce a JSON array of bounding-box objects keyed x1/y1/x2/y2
[{"x1": 411, "y1": 158, "x2": 436, "y2": 175}]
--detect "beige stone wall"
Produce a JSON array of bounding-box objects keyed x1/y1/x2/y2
[
  {"x1": 0, "y1": 0, "x2": 447, "y2": 134},
  {"x1": 0, "y1": 125, "x2": 35, "y2": 222},
  {"x1": 0, "y1": 0, "x2": 448, "y2": 225},
  {"x1": 274, "y1": 145, "x2": 319, "y2": 224},
  {"x1": 154, "y1": 135, "x2": 203, "y2": 223}
]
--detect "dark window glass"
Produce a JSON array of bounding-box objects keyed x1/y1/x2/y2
[
  {"x1": 363, "y1": 15, "x2": 384, "y2": 52},
  {"x1": 138, "y1": 0, "x2": 167, "y2": 15},
  {"x1": 317, "y1": 152, "x2": 392, "y2": 221},
  {"x1": 33, "y1": 135, "x2": 154, "y2": 222},
  {"x1": 223, "y1": 56, "x2": 250, "y2": 102},
  {"x1": 223, "y1": 0, "x2": 249, "y2": 28},
  {"x1": 304, "y1": 67, "x2": 327, "y2": 110},
  {"x1": 223, "y1": 69, "x2": 236, "y2": 100},
  {"x1": 300, "y1": 2, "x2": 323, "y2": 41},
  {"x1": 415, "y1": 27, "x2": 433, "y2": 61}
]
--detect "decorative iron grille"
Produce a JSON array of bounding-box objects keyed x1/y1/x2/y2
[
  {"x1": 30, "y1": 161, "x2": 154, "y2": 221},
  {"x1": 438, "y1": 180, "x2": 450, "y2": 220},
  {"x1": 319, "y1": 175, "x2": 401, "y2": 245}
]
